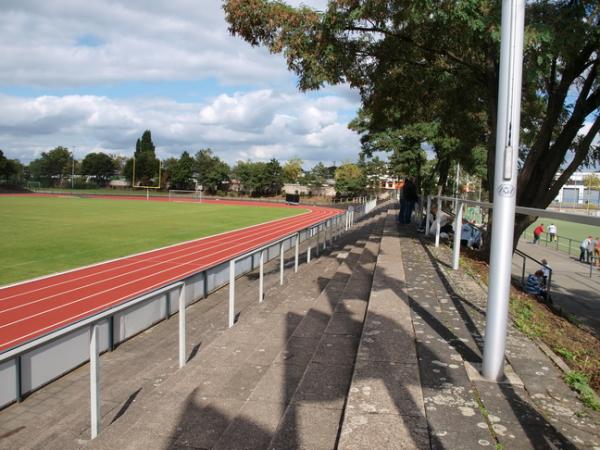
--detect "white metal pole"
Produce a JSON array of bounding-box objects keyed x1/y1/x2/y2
[
  {"x1": 316, "y1": 228, "x2": 320, "y2": 257},
  {"x1": 454, "y1": 164, "x2": 461, "y2": 212},
  {"x1": 259, "y1": 251, "x2": 264, "y2": 302},
  {"x1": 228, "y1": 260, "x2": 235, "y2": 328},
  {"x1": 280, "y1": 243, "x2": 284, "y2": 285},
  {"x1": 323, "y1": 226, "x2": 327, "y2": 250},
  {"x1": 452, "y1": 202, "x2": 464, "y2": 270},
  {"x1": 90, "y1": 324, "x2": 100, "y2": 439},
  {"x1": 425, "y1": 195, "x2": 432, "y2": 235},
  {"x1": 294, "y1": 234, "x2": 299, "y2": 272},
  {"x1": 178, "y1": 284, "x2": 186, "y2": 368},
  {"x1": 307, "y1": 229, "x2": 312, "y2": 262},
  {"x1": 435, "y1": 187, "x2": 442, "y2": 247},
  {"x1": 482, "y1": 0, "x2": 526, "y2": 381}
]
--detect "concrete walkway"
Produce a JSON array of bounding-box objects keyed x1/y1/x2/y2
[
  {"x1": 514, "y1": 239, "x2": 600, "y2": 336},
  {"x1": 1, "y1": 209, "x2": 599, "y2": 449}
]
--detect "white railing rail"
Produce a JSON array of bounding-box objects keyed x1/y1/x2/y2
[{"x1": 425, "y1": 194, "x2": 600, "y2": 272}]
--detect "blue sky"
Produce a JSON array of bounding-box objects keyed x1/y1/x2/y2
[{"x1": 0, "y1": 0, "x2": 361, "y2": 167}]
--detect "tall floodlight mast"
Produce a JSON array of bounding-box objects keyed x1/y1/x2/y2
[{"x1": 482, "y1": 0, "x2": 526, "y2": 380}]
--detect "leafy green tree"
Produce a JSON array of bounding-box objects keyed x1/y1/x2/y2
[
  {"x1": 28, "y1": 146, "x2": 73, "y2": 186},
  {"x1": 124, "y1": 130, "x2": 159, "y2": 185},
  {"x1": 168, "y1": 151, "x2": 196, "y2": 190},
  {"x1": 264, "y1": 158, "x2": 284, "y2": 195},
  {"x1": 224, "y1": 0, "x2": 600, "y2": 248},
  {"x1": 194, "y1": 149, "x2": 230, "y2": 194},
  {"x1": 81, "y1": 152, "x2": 115, "y2": 186},
  {"x1": 335, "y1": 163, "x2": 365, "y2": 196},
  {"x1": 231, "y1": 159, "x2": 283, "y2": 196},
  {"x1": 283, "y1": 157, "x2": 303, "y2": 183},
  {"x1": 358, "y1": 155, "x2": 387, "y2": 192},
  {"x1": 583, "y1": 174, "x2": 600, "y2": 189}
]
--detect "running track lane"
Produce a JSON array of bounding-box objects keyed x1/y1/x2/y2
[{"x1": 0, "y1": 196, "x2": 342, "y2": 353}]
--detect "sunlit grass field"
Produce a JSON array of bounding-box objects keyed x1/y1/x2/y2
[{"x1": 0, "y1": 195, "x2": 303, "y2": 286}]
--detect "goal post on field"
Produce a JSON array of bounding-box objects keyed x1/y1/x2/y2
[
  {"x1": 131, "y1": 157, "x2": 162, "y2": 200},
  {"x1": 168, "y1": 190, "x2": 203, "y2": 203}
]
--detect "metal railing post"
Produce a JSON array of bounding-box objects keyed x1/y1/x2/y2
[
  {"x1": 435, "y1": 188, "x2": 442, "y2": 247},
  {"x1": 259, "y1": 250, "x2": 264, "y2": 302},
  {"x1": 307, "y1": 229, "x2": 312, "y2": 263},
  {"x1": 452, "y1": 201, "x2": 464, "y2": 270},
  {"x1": 90, "y1": 324, "x2": 100, "y2": 440},
  {"x1": 425, "y1": 195, "x2": 431, "y2": 235},
  {"x1": 178, "y1": 283, "x2": 186, "y2": 368},
  {"x1": 316, "y1": 227, "x2": 320, "y2": 257},
  {"x1": 280, "y1": 243, "x2": 284, "y2": 285},
  {"x1": 294, "y1": 234, "x2": 299, "y2": 273},
  {"x1": 228, "y1": 260, "x2": 235, "y2": 328}
]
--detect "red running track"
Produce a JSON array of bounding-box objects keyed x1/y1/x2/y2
[{"x1": 0, "y1": 196, "x2": 341, "y2": 354}]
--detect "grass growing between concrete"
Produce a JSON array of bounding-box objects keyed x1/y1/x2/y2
[
  {"x1": 459, "y1": 252, "x2": 600, "y2": 401},
  {"x1": 0, "y1": 195, "x2": 304, "y2": 286}
]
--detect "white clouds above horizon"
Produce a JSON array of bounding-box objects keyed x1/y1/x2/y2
[
  {"x1": 0, "y1": 0, "x2": 363, "y2": 166},
  {"x1": 0, "y1": 90, "x2": 361, "y2": 166}
]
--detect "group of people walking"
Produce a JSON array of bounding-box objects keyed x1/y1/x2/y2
[{"x1": 580, "y1": 235, "x2": 600, "y2": 267}]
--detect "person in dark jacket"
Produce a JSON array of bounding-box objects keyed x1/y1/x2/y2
[{"x1": 400, "y1": 177, "x2": 418, "y2": 224}]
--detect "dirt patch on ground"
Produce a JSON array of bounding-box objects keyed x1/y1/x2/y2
[{"x1": 461, "y1": 251, "x2": 600, "y2": 394}]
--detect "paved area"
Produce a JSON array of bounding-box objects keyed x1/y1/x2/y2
[
  {"x1": 1, "y1": 208, "x2": 599, "y2": 449},
  {"x1": 514, "y1": 239, "x2": 600, "y2": 336}
]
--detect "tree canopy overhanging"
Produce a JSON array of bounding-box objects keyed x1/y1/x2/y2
[{"x1": 224, "y1": 0, "x2": 600, "y2": 246}]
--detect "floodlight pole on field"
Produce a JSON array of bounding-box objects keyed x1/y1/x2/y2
[{"x1": 482, "y1": 0, "x2": 526, "y2": 381}]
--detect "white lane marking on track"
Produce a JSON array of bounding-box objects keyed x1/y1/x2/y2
[
  {"x1": 0, "y1": 210, "x2": 337, "y2": 334},
  {"x1": 0, "y1": 207, "x2": 319, "y2": 302}
]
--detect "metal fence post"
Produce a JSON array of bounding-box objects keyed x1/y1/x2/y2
[
  {"x1": 316, "y1": 227, "x2": 320, "y2": 257},
  {"x1": 228, "y1": 260, "x2": 235, "y2": 328},
  {"x1": 435, "y1": 188, "x2": 442, "y2": 248},
  {"x1": 259, "y1": 250, "x2": 264, "y2": 302},
  {"x1": 90, "y1": 324, "x2": 100, "y2": 440},
  {"x1": 280, "y1": 243, "x2": 284, "y2": 285},
  {"x1": 425, "y1": 195, "x2": 431, "y2": 235},
  {"x1": 452, "y1": 201, "x2": 464, "y2": 270},
  {"x1": 307, "y1": 230, "x2": 312, "y2": 263},
  {"x1": 178, "y1": 283, "x2": 186, "y2": 368},
  {"x1": 294, "y1": 234, "x2": 299, "y2": 273}
]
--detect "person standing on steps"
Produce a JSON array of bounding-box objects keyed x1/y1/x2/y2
[
  {"x1": 580, "y1": 236, "x2": 592, "y2": 262},
  {"x1": 589, "y1": 236, "x2": 598, "y2": 264},
  {"x1": 532, "y1": 223, "x2": 544, "y2": 245},
  {"x1": 548, "y1": 223, "x2": 557, "y2": 242},
  {"x1": 400, "y1": 177, "x2": 418, "y2": 224}
]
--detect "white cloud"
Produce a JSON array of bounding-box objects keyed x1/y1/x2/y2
[
  {"x1": 0, "y1": 1, "x2": 363, "y2": 167},
  {"x1": 0, "y1": 0, "x2": 294, "y2": 86},
  {"x1": 0, "y1": 90, "x2": 361, "y2": 166}
]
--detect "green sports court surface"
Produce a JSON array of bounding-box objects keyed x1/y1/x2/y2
[{"x1": 0, "y1": 195, "x2": 304, "y2": 286}]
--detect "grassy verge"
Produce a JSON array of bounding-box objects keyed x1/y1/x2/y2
[
  {"x1": 0, "y1": 196, "x2": 304, "y2": 286},
  {"x1": 460, "y1": 253, "x2": 600, "y2": 400}
]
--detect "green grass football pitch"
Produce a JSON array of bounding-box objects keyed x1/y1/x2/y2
[
  {"x1": 0, "y1": 196, "x2": 304, "y2": 286},
  {"x1": 525, "y1": 218, "x2": 600, "y2": 254}
]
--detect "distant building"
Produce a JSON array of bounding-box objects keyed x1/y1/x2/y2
[
  {"x1": 554, "y1": 171, "x2": 600, "y2": 205},
  {"x1": 109, "y1": 178, "x2": 129, "y2": 189},
  {"x1": 282, "y1": 183, "x2": 336, "y2": 197}
]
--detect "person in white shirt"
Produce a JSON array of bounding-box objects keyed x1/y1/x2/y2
[
  {"x1": 580, "y1": 236, "x2": 592, "y2": 262},
  {"x1": 428, "y1": 205, "x2": 452, "y2": 237},
  {"x1": 548, "y1": 223, "x2": 557, "y2": 242}
]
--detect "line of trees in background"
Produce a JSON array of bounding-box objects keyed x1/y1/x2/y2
[{"x1": 0, "y1": 130, "x2": 391, "y2": 198}]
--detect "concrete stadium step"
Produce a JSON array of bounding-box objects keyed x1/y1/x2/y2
[
  {"x1": 338, "y1": 211, "x2": 429, "y2": 449},
  {"x1": 261, "y1": 216, "x2": 384, "y2": 449},
  {"x1": 86, "y1": 211, "x2": 387, "y2": 449}
]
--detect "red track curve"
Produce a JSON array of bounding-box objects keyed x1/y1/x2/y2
[{"x1": 0, "y1": 195, "x2": 341, "y2": 353}]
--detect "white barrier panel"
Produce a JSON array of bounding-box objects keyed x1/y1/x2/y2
[
  {"x1": 21, "y1": 320, "x2": 110, "y2": 394},
  {"x1": 0, "y1": 360, "x2": 17, "y2": 408}
]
